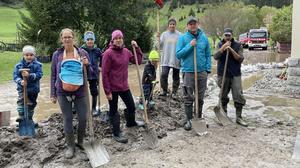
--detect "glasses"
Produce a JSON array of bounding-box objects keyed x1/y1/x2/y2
[
  {"x1": 62, "y1": 36, "x2": 73, "y2": 40},
  {"x1": 225, "y1": 34, "x2": 232, "y2": 37}
]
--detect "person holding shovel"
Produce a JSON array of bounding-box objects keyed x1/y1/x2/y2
[
  {"x1": 13, "y1": 45, "x2": 43, "y2": 127},
  {"x1": 138, "y1": 49, "x2": 159, "y2": 110},
  {"x1": 50, "y1": 28, "x2": 92, "y2": 159},
  {"x1": 102, "y1": 30, "x2": 145, "y2": 143},
  {"x1": 176, "y1": 16, "x2": 211, "y2": 131},
  {"x1": 81, "y1": 31, "x2": 103, "y2": 117},
  {"x1": 213, "y1": 28, "x2": 247, "y2": 127},
  {"x1": 157, "y1": 18, "x2": 181, "y2": 97}
]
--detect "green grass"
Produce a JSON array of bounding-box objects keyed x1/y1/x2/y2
[
  {"x1": 0, "y1": 6, "x2": 28, "y2": 43},
  {"x1": 148, "y1": 3, "x2": 204, "y2": 33},
  {"x1": 0, "y1": 51, "x2": 51, "y2": 84}
]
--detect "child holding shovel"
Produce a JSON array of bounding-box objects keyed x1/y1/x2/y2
[
  {"x1": 13, "y1": 45, "x2": 43, "y2": 127},
  {"x1": 138, "y1": 50, "x2": 159, "y2": 110}
]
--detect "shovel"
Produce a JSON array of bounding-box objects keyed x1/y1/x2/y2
[
  {"x1": 191, "y1": 47, "x2": 208, "y2": 136},
  {"x1": 18, "y1": 68, "x2": 35, "y2": 137},
  {"x1": 213, "y1": 50, "x2": 234, "y2": 126},
  {"x1": 96, "y1": 71, "x2": 109, "y2": 122},
  {"x1": 132, "y1": 45, "x2": 158, "y2": 149},
  {"x1": 82, "y1": 65, "x2": 110, "y2": 167}
]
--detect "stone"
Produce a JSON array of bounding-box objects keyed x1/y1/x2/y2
[
  {"x1": 288, "y1": 57, "x2": 300, "y2": 67},
  {"x1": 288, "y1": 67, "x2": 300, "y2": 76},
  {"x1": 287, "y1": 76, "x2": 300, "y2": 86}
]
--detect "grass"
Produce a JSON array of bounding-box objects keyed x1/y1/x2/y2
[
  {"x1": 0, "y1": 6, "x2": 28, "y2": 43},
  {"x1": 0, "y1": 51, "x2": 51, "y2": 84},
  {"x1": 148, "y1": 3, "x2": 204, "y2": 33}
]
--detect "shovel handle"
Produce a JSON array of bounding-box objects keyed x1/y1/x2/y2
[
  {"x1": 219, "y1": 50, "x2": 229, "y2": 106},
  {"x1": 84, "y1": 65, "x2": 94, "y2": 140},
  {"x1": 194, "y1": 46, "x2": 199, "y2": 118},
  {"x1": 98, "y1": 71, "x2": 101, "y2": 108},
  {"x1": 132, "y1": 46, "x2": 149, "y2": 123}
]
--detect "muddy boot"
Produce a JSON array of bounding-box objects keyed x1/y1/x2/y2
[
  {"x1": 76, "y1": 130, "x2": 85, "y2": 150},
  {"x1": 236, "y1": 107, "x2": 248, "y2": 127},
  {"x1": 92, "y1": 96, "x2": 100, "y2": 117},
  {"x1": 197, "y1": 105, "x2": 203, "y2": 118},
  {"x1": 184, "y1": 105, "x2": 193, "y2": 131},
  {"x1": 112, "y1": 133, "x2": 128, "y2": 143},
  {"x1": 65, "y1": 133, "x2": 75, "y2": 159},
  {"x1": 222, "y1": 105, "x2": 227, "y2": 115},
  {"x1": 159, "y1": 90, "x2": 168, "y2": 97}
]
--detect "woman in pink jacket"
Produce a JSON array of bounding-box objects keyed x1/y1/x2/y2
[{"x1": 102, "y1": 30, "x2": 145, "y2": 143}]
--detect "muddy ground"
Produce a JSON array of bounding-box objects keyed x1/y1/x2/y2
[
  {"x1": 1, "y1": 68, "x2": 300, "y2": 168},
  {"x1": 1, "y1": 50, "x2": 299, "y2": 168}
]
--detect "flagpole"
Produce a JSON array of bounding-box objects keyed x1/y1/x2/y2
[{"x1": 157, "y1": 9, "x2": 161, "y2": 92}]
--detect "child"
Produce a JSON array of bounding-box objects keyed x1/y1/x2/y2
[
  {"x1": 13, "y1": 45, "x2": 43, "y2": 125},
  {"x1": 139, "y1": 50, "x2": 159, "y2": 109},
  {"x1": 81, "y1": 31, "x2": 102, "y2": 117}
]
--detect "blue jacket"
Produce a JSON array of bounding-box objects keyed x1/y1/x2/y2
[
  {"x1": 176, "y1": 29, "x2": 211, "y2": 73},
  {"x1": 13, "y1": 58, "x2": 43, "y2": 94},
  {"x1": 81, "y1": 44, "x2": 102, "y2": 80}
]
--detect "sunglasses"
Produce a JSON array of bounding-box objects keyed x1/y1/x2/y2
[{"x1": 224, "y1": 34, "x2": 232, "y2": 37}]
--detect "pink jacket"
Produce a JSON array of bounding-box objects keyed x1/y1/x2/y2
[{"x1": 102, "y1": 45, "x2": 142, "y2": 95}]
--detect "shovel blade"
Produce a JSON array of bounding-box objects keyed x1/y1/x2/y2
[
  {"x1": 192, "y1": 118, "x2": 208, "y2": 136},
  {"x1": 213, "y1": 106, "x2": 233, "y2": 126},
  {"x1": 141, "y1": 127, "x2": 158, "y2": 149},
  {"x1": 83, "y1": 140, "x2": 110, "y2": 167},
  {"x1": 19, "y1": 119, "x2": 35, "y2": 137}
]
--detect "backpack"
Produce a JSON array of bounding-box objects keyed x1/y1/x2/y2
[{"x1": 59, "y1": 48, "x2": 83, "y2": 92}]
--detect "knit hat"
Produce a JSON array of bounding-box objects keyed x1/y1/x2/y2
[
  {"x1": 84, "y1": 31, "x2": 95, "y2": 42},
  {"x1": 148, "y1": 50, "x2": 159, "y2": 61},
  {"x1": 111, "y1": 30, "x2": 124, "y2": 41},
  {"x1": 22, "y1": 45, "x2": 36, "y2": 56}
]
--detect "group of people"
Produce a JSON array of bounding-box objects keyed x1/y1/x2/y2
[{"x1": 13, "y1": 16, "x2": 248, "y2": 159}]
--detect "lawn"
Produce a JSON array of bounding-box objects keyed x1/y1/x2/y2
[
  {"x1": 0, "y1": 6, "x2": 28, "y2": 43},
  {"x1": 0, "y1": 51, "x2": 51, "y2": 84}
]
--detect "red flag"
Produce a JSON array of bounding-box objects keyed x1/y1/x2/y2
[{"x1": 155, "y1": 0, "x2": 164, "y2": 8}]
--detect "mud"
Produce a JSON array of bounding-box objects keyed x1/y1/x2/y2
[{"x1": 1, "y1": 50, "x2": 300, "y2": 167}]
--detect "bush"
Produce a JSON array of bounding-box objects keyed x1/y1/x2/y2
[{"x1": 269, "y1": 5, "x2": 292, "y2": 43}]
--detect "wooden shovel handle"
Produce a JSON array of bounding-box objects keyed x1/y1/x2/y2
[{"x1": 132, "y1": 46, "x2": 149, "y2": 123}]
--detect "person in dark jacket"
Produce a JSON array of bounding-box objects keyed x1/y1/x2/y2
[
  {"x1": 13, "y1": 45, "x2": 43, "y2": 126},
  {"x1": 81, "y1": 31, "x2": 102, "y2": 116},
  {"x1": 50, "y1": 28, "x2": 92, "y2": 159},
  {"x1": 139, "y1": 50, "x2": 159, "y2": 110},
  {"x1": 213, "y1": 28, "x2": 247, "y2": 127}
]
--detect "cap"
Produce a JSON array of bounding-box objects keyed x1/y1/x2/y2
[
  {"x1": 224, "y1": 28, "x2": 233, "y2": 35},
  {"x1": 187, "y1": 16, "x2": 198, "y2": 24}
]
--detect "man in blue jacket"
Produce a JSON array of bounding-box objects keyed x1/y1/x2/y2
[{"x1": 176, "y1": 16, "x2": 211, "y2": 131}]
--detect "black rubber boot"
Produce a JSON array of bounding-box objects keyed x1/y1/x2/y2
[
  {"x1": 236, "y1": 107, "x2": 248, "y2": 127},
  {"x1": 65, "y1": 133, "x2": 75, "y2": 159},
  {"x1": 76, "y1": 129, "x2": 85, "y2": 150},
  {"x1": 184, "y1": 105, "x2": 193, "y2": 131},
  {"x1": 113, "y1": 133, "x2": 128, "y2": 143}
]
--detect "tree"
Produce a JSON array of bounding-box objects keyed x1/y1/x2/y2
[
  {"x1": 269, "y1": 5, "x2": 292, "y2": 42},
  {"x1": 19, "y1": 0, "x2": 153, "y2": 55},
  {"x1": 188, "y1": 8, "x2": 196, "y2": 17}
]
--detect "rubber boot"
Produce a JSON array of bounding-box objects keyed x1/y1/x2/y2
[
  {"x1": 222, "y1": 104, "x2": 227, "y2": 115},
  {"x1": 184, "y1": 105, "x2": 193, "y2": 131},
  {"x1": 76, "y1": 129, "x2": 85, "y2": 150},
  {"x1": 65, "y1": 133, "x2": 75, "y2": 159},
  {"x1": 16, "y1": 104, "x2": 24, "y2": 122},
  {"x1": 28, "y1": 108, "x2": 38, "y2": 128},
  {"x1": 92, "y1": 96, "x2": 100, "y2": 117},
  {"x1": 112, "y1": 133, "x2": 128, "y2": 143},
  {"x1": 236, "y1": 107, "x2": 248, "y2": 127},
  {"x1": 197, "y1": 104, "x2": 203, "y2": 118}
]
